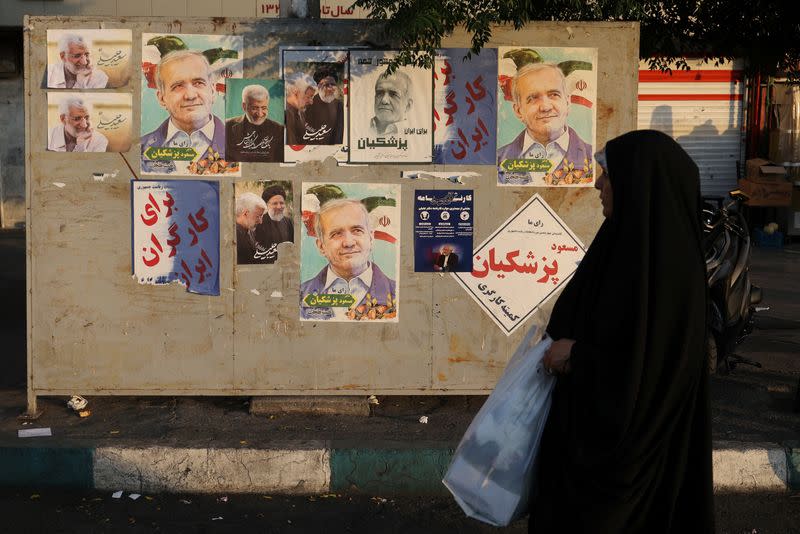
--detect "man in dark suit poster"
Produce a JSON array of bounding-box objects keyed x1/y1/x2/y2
[
  {"x1": 434, "y1": 245, "x2": 459, "y2": 272},
  {"x1": 226, "y1": 84, "x2": 284, "y2": 162}
]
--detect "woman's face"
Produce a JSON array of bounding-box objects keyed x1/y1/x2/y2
[{"x1": 595, "y1": 164, "x2": 613, "y2": 218}]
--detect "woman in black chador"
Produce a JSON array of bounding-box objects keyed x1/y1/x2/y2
[{"x1": 532, "y1": 130, "x2": 714, "y2": 533}]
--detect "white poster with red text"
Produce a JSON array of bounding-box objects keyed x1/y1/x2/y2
[{"x1": 453, "y1": 193, "x2": 585, "y2": 335}]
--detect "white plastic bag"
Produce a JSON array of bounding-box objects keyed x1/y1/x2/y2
[{"x1": 442, "y1": 327, "x2": 556, "y2": 527}]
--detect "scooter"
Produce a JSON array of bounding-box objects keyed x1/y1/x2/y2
[{"x1": 702, "y1": 190, "x2": 769, "y2": 374}]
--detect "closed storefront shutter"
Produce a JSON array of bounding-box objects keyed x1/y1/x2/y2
[{"x1": 638, "y1": 60, "x2": 746, "y2": 198}]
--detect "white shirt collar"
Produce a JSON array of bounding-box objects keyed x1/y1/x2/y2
[
  {"x1": 369, "y1": 117, "x2": 408, "y2": 135},
  {"x1": 323, "y1": 262, "x2": 373, "y2": 292},
  {"x1": 521, "y1": 127, "x2": 570, "y2": 156},
  {"x1": 165, "y1": 116, "x2": 215, "y2": 145}
]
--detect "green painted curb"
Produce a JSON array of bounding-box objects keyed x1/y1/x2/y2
[
  {"x1": 0, "y1": 448, "x2": 94, "y2": 489},
  {"x1": 330, "y1": 448, "x2": 454, "y2": 495}
]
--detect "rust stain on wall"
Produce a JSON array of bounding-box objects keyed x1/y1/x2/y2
[
  {"x1": 598, "y1": 103, "x2": 616, "y2": 122},
  {"x1": 448, "y1": 334, "x2": 480, "y2": 363}
]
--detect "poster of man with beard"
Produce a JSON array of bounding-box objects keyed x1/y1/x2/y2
[
  {"x1": 46, "y1": 92, "x2": 133, "y2": 153},
  {"x1": 281, "y1": 48, "x2": 350, "y2": 163},
  {"x1": 47, "y1": 29, "x2": 132, "y2": 89},
  {"x1": 234, "y1": 181, "x2": 294, "y2": 265},
  {"x1": 225, "y1": 79, "x2": 285, "y2": 162},
  {"x1": 303, "y1": 64, "x2": 344, "y2": 145}
]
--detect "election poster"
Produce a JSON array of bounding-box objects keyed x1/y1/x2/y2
[
  {"x1": 46, "y1": 29, "x2": 132, "y2": 89},
  {"x1": 348, "y1": 50, "x2": 433, "y2": 163},
  {"x1": 496, "y1": 46, "x2": 597, "y2": 187},
  {"x1": 433, "y1": 49, "x2": 497, "y2": 165},
  {"x1": 225, "y1": 79, "x2": 284, "y2": 163},
  {"x1": 453, "y1": 194, "x2": 585, "y2": 336},
  {"x1": 300, "y1": 182, "x2": 400, "y2": 322},
  {"x1": 46, "y1": 92, "x2": 133, "y2": 153},
  {"x1": 140, "y1": 33, "x2": 243, "y2": 176},
  {"x1": 414, "y1": 190, "x2": 473, "y2": 272},
  {"x1": 132, "y1": 180, "x2": 220, "y2": 296},
  {"x1": 234, "y1": 180, "x2": 294, "y2": 265},
  {"x1": 281, "y1": 48, "x2": 349, "y2": 163}
]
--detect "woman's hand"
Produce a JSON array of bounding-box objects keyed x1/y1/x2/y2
[{"x1": 543, "y1": 339, "x2": 575, "y2": 375}]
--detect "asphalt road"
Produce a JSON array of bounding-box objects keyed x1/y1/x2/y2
[{"x1": 0, "y1": 489, "x2": 799, "y2": 533}]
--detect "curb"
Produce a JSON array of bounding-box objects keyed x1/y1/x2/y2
[{"x1": 1, "y1": 442, "x2": 796, "y2": 494}]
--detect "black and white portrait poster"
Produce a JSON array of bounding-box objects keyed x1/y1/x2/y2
[{"x1": 348, "y1": 50, "x2": 432, "y2": 163}]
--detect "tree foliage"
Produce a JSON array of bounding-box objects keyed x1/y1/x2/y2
[{"x1": 354, "y1": 0, "x2": 800, "y2": 79}]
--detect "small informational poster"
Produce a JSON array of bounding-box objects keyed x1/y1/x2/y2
[
  {"x1": 46, "y1": 29, "x2": 132, "y2": 89},
  {"x1": 132, "y1": 180, "x2": 220, "y2": 296},
  {"x1": 453, "y1": 194, "x2": 585, "y2": 336},
  {"x1": 282, "y1": 48, "x2": 349, "y2": 163},
  {"x1": 141, "y1": 33, "x2": 243, "y2": 176},
  {"x1": 414, "y1": 189, "x2": 473, "y2": 272},
  {"x1": 496, "y1": 46, "x2": 597, "y2": 186},
  {"x1": 46, "y1": 92, "x2": 132, "y2": 153},
  {"x1": 300, "y1": 182, "x2": 399, "y2": 322},
  {"x1": 348, "y1": 50, "x2": 433, "y2": 163},
  {"x1": 433, "y1": 49, "x2": 497, "y2": 165},
  {"x1": 225, "y1": 79, "x2": 284, "y2": 162},
  {"x1": 234, "y1": 180, "x2": 294, "y2": 265}
]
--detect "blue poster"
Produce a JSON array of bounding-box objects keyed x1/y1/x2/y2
[
  {"x1": 132, "y1": 180, "x2": 220, "y2": 296},
  {"x1": 414, "y1": 189, "x2": 473, "y2": 272},
  {"x1": 433, "y1": 49, "x2": 497, "y2": 165}
]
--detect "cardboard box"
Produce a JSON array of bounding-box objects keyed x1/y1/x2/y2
[
  {"x1": 738, "y1": 178, "x2": 792, "y2": 207},
  {"x1": 745, "y1": 158, "x2": 788, "y2": 183}
]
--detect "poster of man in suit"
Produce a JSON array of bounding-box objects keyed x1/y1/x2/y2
[
  {"x1": 300, "y1": 182, "x2": 399, "y2": 322},
  {"x1": 234, "y1": 181, "x2": 294, "y2": 265},
  {"x1": 140, "y1": 33, "x2": 242, "y2": 176},
  {"x1": 496, "y1": 46, "x2": 597, "y2": 187}
]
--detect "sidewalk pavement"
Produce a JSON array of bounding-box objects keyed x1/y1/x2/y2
[{"x1": 0, "y1": 231, "x2": 798, "y2": 496}]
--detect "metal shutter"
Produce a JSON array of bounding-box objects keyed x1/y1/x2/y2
[{"x1": 638, "y1": 60, "x2": 746, "y2": 198}]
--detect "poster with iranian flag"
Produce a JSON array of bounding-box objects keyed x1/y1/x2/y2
[
  {"x1": 300, "y1": 182, "x2": 399, "y2": 322},
  {"x1": 496, "y1": 46, "x2": 597, "y2": 187}
]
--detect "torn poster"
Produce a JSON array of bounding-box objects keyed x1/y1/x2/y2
[
  {"x1": 433, "y1": 48, "x2": 497, "y2": 164},
  {"x1": 281, "y1": 47, "x2": 350, "y2": 163},
  {"x1": 132, "y1": 180, "x2": 220, "y2": 296}
]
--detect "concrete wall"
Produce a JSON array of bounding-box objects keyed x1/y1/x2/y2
[
  {"x1": 0, "y1": 76, "x2": 25, "y2": 229},
  {"x1": 26, "y1": 17, "x2": 639, "y2": 399}
]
